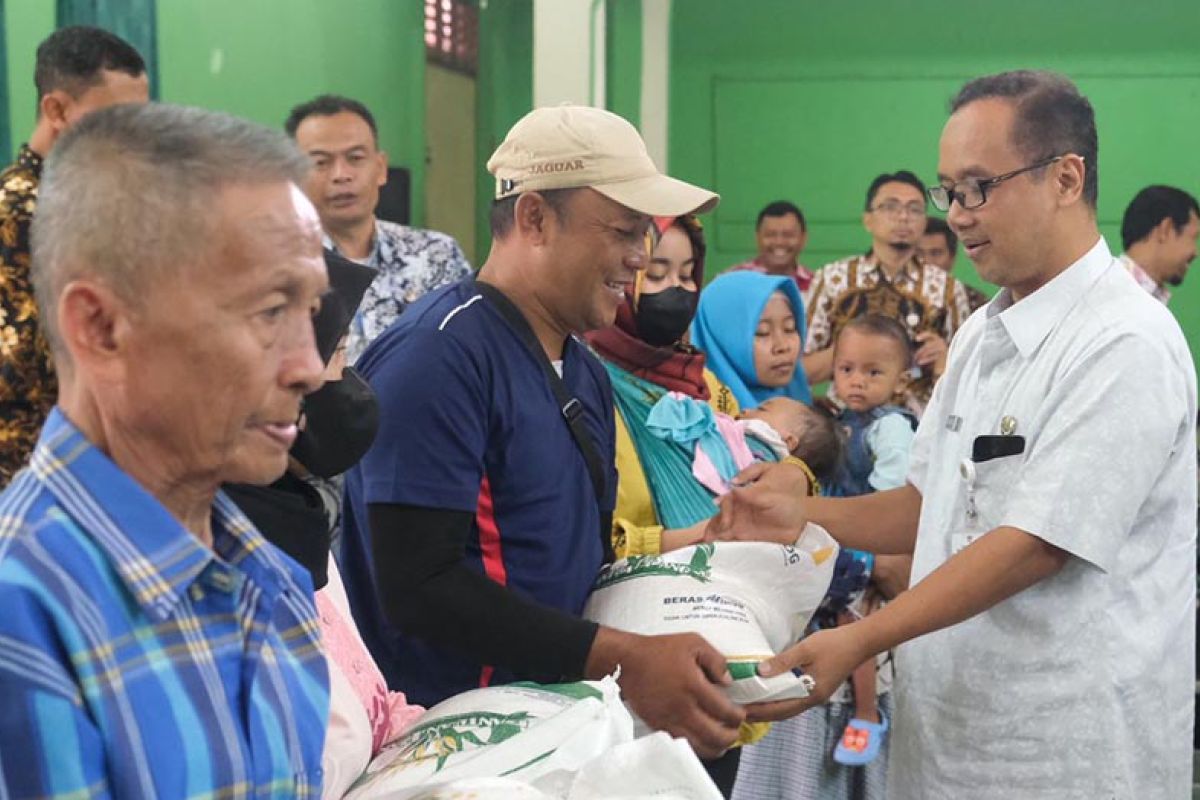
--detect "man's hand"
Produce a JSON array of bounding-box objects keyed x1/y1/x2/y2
[
  {"x1": 914, "y1": 331, "x2": 948, "y2": 378},
  {"x1": 704, "y1": 462, "x2": 809, "y2": 545},
  {"x1": 586, "y1": 627, "x2": 745, "y2": 758},
  {"x1": 741, "y1": 624, "x2": 870, "y2": 723}
]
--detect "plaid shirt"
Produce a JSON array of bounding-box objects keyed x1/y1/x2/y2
[{"x1": 0, "y1": 409, "x2": 329, "y2": 798}]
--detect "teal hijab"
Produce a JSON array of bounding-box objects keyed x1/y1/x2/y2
[{"x1": 690, "y1": 271, "x2": 812, "y2": 409}]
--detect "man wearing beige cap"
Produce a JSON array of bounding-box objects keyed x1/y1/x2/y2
[{"x1": 339, "y1": 105, "x2": 746, "y2": 777}]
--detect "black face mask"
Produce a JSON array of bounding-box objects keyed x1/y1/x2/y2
[
  {"x1": 290, "y1": 366, "x2": 380, "y2": 478},
  {"x1": 634, "y1": 286, "x2": 699, "y2": 347}
]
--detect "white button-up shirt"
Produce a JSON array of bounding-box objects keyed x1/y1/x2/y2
[{"x1": 890, "y1": 238, "x2": 1197, "y2": 799}]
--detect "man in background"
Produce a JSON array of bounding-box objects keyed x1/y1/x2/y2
[
  {"x1": 1118, "y1": 184, "x2": 1199, "y2": 304},
  {"x1": 0, "y1": 25, "x2": 148, "y2": 485},
  {"x1": 286, "y1": 94, "x2": 471, "y2": 361},
  {"x1": 918, "y1": 215, "x2": 990, "y2": 311},
  {"x1": 731, "y1": 200, "x2": 813, "y2": 298}
]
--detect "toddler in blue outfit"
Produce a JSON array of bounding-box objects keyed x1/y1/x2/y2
[{"x1": 821, "y1": 314, "x2": 918, "y2": 767}]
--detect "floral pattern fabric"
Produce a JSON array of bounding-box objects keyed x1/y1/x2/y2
[
  {"x1": 329, "y1": 219, "x2": 472, "y2": 364},
  {"x1": 0, "y1": 145, "x2": 54, "y2": 486}
]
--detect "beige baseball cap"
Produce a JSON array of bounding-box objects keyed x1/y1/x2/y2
[{"x1": 487, "y1": 105, "x2": 719, "y2": 217}]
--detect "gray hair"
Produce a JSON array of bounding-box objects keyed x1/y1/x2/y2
[{"x1": 31, "y1": 102, "x2": 311, "y2": 355}]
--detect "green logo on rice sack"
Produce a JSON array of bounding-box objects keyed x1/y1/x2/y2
[
  {"x1": 594, "y1": 544, "x2": 715, "y2": 590},
  {"x1": 389, "y1": 711, "x2": 536, "y2": 772}
]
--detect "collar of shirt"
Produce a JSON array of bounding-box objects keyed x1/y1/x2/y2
[
  {"x1": 860, "y1": 252, "x2": 924, "y2": 286},
  {"x1": 15, "y1": 143, "x2": 44, "y2": 177},
  {"x1": 1118, "y1": 253, "x2": 1171, "y2": 304},
  {"x1": 29, "y1": 408, "x2": 311, "y2": 622},
  {"x1": 322, "y1": 218, "x2": 381, "y2": 266},
  {"x1": 990, "y1": 237, "x2": 1112, "y2": 358},
  {"x1": 750, "y1": 258, "x2": 814, "y2": 283}
]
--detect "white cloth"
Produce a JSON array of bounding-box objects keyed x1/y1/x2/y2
[
  {"x1": 893, "y1": 238, "x2": 1197, "y2": 799},
  {"x1": 740, "y1": 418, "x2": 790, "y2": 461}
]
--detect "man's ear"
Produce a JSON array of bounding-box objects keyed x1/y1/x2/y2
[
  {"x1": 39, "y1": 91, "x2": 72, "y2": 136},
  {"x1": 57, "y1": 279, "x2": 131, "y2": 382},
  {"x1": 1053, "y1": 154, "x2": 1086, "y2": 206},
  {"x1": 1153, "y1": 216, "x2": 1177, "y2": 244},
  {"x1": 375, "y1": 149, "x2": 388, "y2": 188},
  {"x1": 513, "y1": 192, "x2": 554, "y2": 245}
]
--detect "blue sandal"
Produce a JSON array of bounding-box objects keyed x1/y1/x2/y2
[{"x1": 833, "y1": 711, "x2": 888, "y2": 766}]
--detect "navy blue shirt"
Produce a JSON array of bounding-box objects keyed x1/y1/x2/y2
[{"x1": 341, "y1": 279, "x2": 617, "y2": 706}]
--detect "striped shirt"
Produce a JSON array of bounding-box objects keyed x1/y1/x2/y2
[{"x1": 0, "y1": 409, "x2": 329, "y2": 798}]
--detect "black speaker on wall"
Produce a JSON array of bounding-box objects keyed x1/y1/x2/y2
[{"x1": 375, "y1": 166, "x2": 411, "y2": 226}]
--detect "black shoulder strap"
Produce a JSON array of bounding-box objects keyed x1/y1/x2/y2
[{"x1": 473, "y1": 279, "x2": 607, "y2": 505}]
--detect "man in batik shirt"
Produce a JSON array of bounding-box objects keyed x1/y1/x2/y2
[
  {"x1": 0, "y1": 26, "x2": 147, "y2": 484},
  {"x1": 803, "y1": 170, "x2": 972, "y2": 416},
  {"x1": 286, "y1": 95, "x2": 472, "y2": 362}
]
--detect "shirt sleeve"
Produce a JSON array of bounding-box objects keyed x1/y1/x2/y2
[
  {"x1": 866, "y1": 414, "x2": 916, "y2": 491},
  {"x1": 998, "y1": 330, "x2": 1190, "y2": 572},
  {"x1": 0, "y1": 587, "x2": 112, "y2": 799},
  {"x1": 359, "y1": 326, "x2": 489, "y2": 511}
]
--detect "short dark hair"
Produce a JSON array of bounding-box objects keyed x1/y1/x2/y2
[
  {"x1": 1120, "y1": 185, "x2": 1200, "y2": 250},
  {"x1": 924, "y1": 216, "x2": 957, "y2": 255},
  {"x1": 756, "y1": 200, "x2": 806, "y2": 233},
  {"x1": 488, "y1": 188, "x2": 579, "y2": 240},
  {"x1": 865, "y1": 171, "x2": 925, "y2": 211},
  {"x1": 794, "y1": 405, "x2": 843, "y2": 484},
  {"x1": 836, "y1": 313, "x2": 912, "y2": 366},
  {"x1": 949, "y1": 70, "x2": 1098, "y2": 208},
  {"x1": 34, "y1": 26, "x2": 145, "y2": 101},
  {"x1": 285, "y1": 94, "x2": 379, "y2": 143}
]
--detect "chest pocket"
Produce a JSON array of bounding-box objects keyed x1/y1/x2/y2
[{"x1": 967, "y1": 453, "x2": 1023, "y2": 532}]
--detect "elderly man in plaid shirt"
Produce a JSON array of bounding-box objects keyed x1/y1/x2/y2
[{"x1": 0, "y1": 104, "x2": 331, "y2": 797}]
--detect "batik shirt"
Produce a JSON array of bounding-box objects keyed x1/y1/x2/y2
[
  {"x1": 0, "y1": 144, "x2": 55, "y2": 486},
  {"x1": 0, "y1": 409, "x2": 330, "y2": 797},
  {"x1": 805, "y1": 253, "x2": 973, "y2": 415},
  {"x1": 327, "y1": 219, "x2": 472, "y2": 363}
]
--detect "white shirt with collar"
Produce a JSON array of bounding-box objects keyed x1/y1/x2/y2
[{"x1": 890, "y1": 238, "x2": 1197, "y2": 800}]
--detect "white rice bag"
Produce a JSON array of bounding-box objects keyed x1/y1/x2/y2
[
  {"x1": 346, "y1": 678, "x2": 632, "y2": 799},
  {"x1": 583, "y1": 524, "x2": 838, "y2": 704}
]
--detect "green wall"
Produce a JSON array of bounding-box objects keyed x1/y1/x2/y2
[
  {"x1": 157, "y1": 0, "x2": 427, "y2": 224},
  {"x1": 3, "y1": 1, "x2": 429, "y2": 227},
  {"x1": 3, "y1": 0, "x2": 55, "y2": 158},
  {"x1": 670, "y1": 0, "x2": 1200, "y2": 368}
]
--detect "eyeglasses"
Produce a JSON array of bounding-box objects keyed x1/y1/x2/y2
[
  {"x1": 928, "y1": 155, "x2": 1063, "y2": 212},
  {"x1": 870, "y1": 200, "x2": 927, "y2": 218}
]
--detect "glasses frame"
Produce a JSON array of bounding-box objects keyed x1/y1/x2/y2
[
  {"x1": 928, "y1": 155, "x2": 1064, "y2": 212},
  {"x1": 868, "y1": 200, "x2": 928, "y2": 219}
]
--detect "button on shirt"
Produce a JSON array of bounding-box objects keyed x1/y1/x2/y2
[
  {"x1": 0, "y1": 410, "x2": 330, "y2": 798},
  {"x1": 892, "y1": 239, "x2": 1197, "y2": 799}
]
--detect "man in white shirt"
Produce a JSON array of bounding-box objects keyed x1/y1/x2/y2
[
  {"x1": 711, "y1": 70, "x2": 1197, "y2": 799},
  {"x1": 1117, "y1": 184, "x2": 1199, "y2": 304}
]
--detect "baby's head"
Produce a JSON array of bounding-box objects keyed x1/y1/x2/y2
[
  {"x1": 832, "y1": 314, "x2": 913, "y2": 413},
  {"x1": 741, "y1": 396, "x2": 842, "y2": 482}
]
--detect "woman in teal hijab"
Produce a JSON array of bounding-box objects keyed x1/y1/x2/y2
[{"x1": 691, "y1": 271, "x2": 812, "y2": 408}]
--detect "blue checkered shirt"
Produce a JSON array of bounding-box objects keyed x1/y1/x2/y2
[{"x1": 0, "y1": 409, "x2": 329, "y2": 798}]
